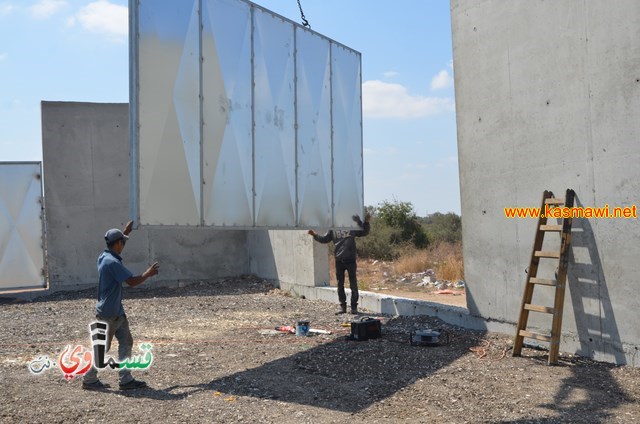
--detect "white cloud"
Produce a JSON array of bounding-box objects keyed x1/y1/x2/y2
[
  {"x1": 382, "y1": 71, "x2": 399, "y2": 78},
  {"x1": 430, "y1": 69, "x2": 454, "y2": 91},
  {"x1": 30, "y1": 0, "x2": 68, "y2": 19},
  {"x1": 69, "y1": 0, "x2": 127, "y2": 42},
  {"x1": 362, "y1": 80, "x2": 454, "y2": 119},
  {"x1": 0, "y1": 2, "x2": 14, "y2": 15}
]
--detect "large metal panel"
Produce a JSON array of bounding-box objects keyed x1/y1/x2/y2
[
  {"x1": 253, "y1": 9, "x2": 296, "y2": 227},
  {"x1": 202, "y1": 0, "x2": 253, "y2": 226},
  {"x1": 131, "y1": 0, "x2": 363, "y2": 228},
  {"x1": 296, "y1": 27, "x2": 332, "y2": 228},
  {"x1": 0, "y1": 162, "x2": 45, "y2": 291},
  {"x1": 331, "y1": 43, "x2": 364, "y2": 228},
  {"x1": 137, "y1": 0, "x2": 200, "y2": 225}
]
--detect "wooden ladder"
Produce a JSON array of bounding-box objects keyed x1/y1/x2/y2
[{"x1": 513, "y1": 189, "x2": 575, "y2": 365}]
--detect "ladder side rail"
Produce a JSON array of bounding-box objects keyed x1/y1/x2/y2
[
  {"x1": 513, "y1": 190, "x2": 554, "y2": 356},
  {"x1": 548, "y1": 189, "x2": 575, "y2": 364}
]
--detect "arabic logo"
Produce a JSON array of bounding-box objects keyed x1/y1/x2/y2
[
  {"x1": 27, "y1": 320, "x2": 154, "y2": 379},
  {"x1": 59, "y1": 345, "x2": 93, "y2": 380},
  {"x1": 119, "y1": 343, "x2": 154, "y2": 369},
  {"x1": 89, "y1": 321, "x2": 154, "y2": 370},
  {"x1": 90, "y1": 321, "x2": 113, "y2": 369},
  {"x1": 28, "y1": 355, "x2": 54, "y2": 375}
]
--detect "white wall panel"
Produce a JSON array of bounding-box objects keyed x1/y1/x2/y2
[
  {"x1": 331, "y1": 44, "x2": 364, "y2": 228},
  {"x1": 202, "y1": 0, "x2": 253, "y2": 226},
  {"x1": 132, "y1": 0, "x2": 363, "y2": 228},
  {"x1": 0, "y1": 162, "x2": 45, "y2": 290},
  {"x1": 137, "y1": 0, "x2": 200, "y2": 225},
  {"x1": 296, "y1": 28, "x2": 332, "y2": 228},
  {"x1": 254, "y1": 9, "x2": 296, "y2": 227}
]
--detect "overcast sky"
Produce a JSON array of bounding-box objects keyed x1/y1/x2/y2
[{"x1": 0, "y1": 0, "x2": 460, "y2": 215}]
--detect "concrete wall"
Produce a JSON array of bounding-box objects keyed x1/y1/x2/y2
[
  {"x1": 451, "y1": 0, "x2": 640, "y2": 364},
  {"x1": 247, "y1": 230, "x2": 330, "y2": 291},
  {"x1": 41, "y1": 101, "x2": 251, "y2": 290},
  {"x1": 38, "y1": 102, "x2": 497, "y2": 350}
]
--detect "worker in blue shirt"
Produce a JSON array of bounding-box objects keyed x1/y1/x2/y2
[{"x1": 83, "y1": 221, "x2": 159, "y2": 391}]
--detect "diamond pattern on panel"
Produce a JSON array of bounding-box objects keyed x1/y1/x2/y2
[
  {"x1": 296, "y1": 29, "x2": 332, "y2": 227},
  {"x1": 138, "y1": 0, "x2": 200, "y2": 225},
  {"x1": 202, "y1": 0, "x2": 253, "y2": 226},
  {"x1": 253, "y1": 10, "x2": 296, "y2": 226},
  {"x1": 134, "y1": 0, "x2": 363, "y2": 228},
  {"x1": 0, "y1": 164, "x2": 44, "y2": 289},
  {"x1": 332, "y1": 44, "x2": 364, "y2": 227},
  {"x1": 173, "y1": 0, "x2": 202, "y2": 216}
]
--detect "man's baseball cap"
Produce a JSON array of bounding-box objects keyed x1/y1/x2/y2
[{"x1": 104, "y1": 229, "x2": 129, "y2": 244}]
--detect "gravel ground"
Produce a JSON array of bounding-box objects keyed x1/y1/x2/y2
[{"x1": 1, "y1": 276, "x2": 639, "y2": 423}]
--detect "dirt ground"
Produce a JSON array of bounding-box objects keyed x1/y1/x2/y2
[
  {"x1": 1, "y1": 276, "x2": 639, "y2": 423},
  {"x1": 334, "y1": 258, "x2": 468, "y2": 308}
]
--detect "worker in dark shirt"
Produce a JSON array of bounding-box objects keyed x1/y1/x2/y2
[{"x1": 309, "y1": 214, "x2": 370, "y2": 314}]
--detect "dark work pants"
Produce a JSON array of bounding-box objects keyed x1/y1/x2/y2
[{"x1": 336, "y1": 260, "x2": 358, "y2": 307}]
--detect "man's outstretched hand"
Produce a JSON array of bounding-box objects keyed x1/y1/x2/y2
[
  {"x1": 352, "y1": 214, "x2": 362, "y2": 224},
  {"x1": 125, "y1": 262, "x2": 159, "y2": 287},
  {"x1": 143, "y1": 262, "x2": 159, "y2": 279},
  {"x1": 307, "y1": 230, "x2": 317, "y2": 236},
  {"x1": 123, "y1": 220, "x2": 134, "y2": 236}
]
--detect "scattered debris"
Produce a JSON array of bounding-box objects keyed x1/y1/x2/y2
[
  {"x1": 273, "y1": 325, "x2": 331, "y2": 335},
  {"x1": 0, "y1": 277, "x2": 637, "y2": 422},
  {"x1": 258, "y1": 329, "x2": 281, "y2": 336},
  {"x1": 433, "y1": 289, "x2": 456, "y2": 295},
  {"x1": 308, "y1": 328, "x2": 331, "y2": 335}
]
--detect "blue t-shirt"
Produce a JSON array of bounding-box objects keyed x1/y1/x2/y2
[{"x1": 95, "y1": 249, "x2": 133, "y2": 318}]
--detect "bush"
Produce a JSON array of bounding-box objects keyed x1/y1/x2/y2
[
  {"x1": 377, "y1": 200, "x2": 429, "y2": 249},
  {"x1": 357, "y1": 200, "x2": 428, "y2": 260},
  {"x1": 356, "y1": 219, "x2": 402, "y2": 261},
  {"x1": 420, "y1": 212, "x2": 462, "y2": 244},
  {"x1": 356, "y1": 201, "x2": 462, "y2": 266}
]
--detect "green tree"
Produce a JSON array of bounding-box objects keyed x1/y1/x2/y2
[
  {"x1": 357, "y1": 200, "x2": 428, "y2": 260},
  {"x1": 378, "y1": 200, "x2": 428, "y2": 247},
  {"x1": 419, "y1": 212, "x2": 462, "y2": 244},
  {"x1": 377, "y1": 200, "x2": 415, "y2": 228}
]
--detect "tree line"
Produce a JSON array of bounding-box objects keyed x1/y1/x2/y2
[{"x1": 357, "y1": 200, "x2": 462, "y2": 261}]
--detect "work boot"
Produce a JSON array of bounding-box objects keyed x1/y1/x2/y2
[
  {"x1": 350, "y1": 304, "x2": 358, "y2": 314},
  {"x1": 335, "y1": 303, "x2": 347, "y2": 315}
]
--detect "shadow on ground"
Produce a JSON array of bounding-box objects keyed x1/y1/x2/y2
[
  {"x1": 143, "y1": 318, "x2": 485, "y2": 413},
  {"x1": 497, "y1": 357, "x2": 632, "y2": 424}
]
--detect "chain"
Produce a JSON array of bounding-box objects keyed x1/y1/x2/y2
[{"x1": 296, "y1": 0, "x2": 310, "y2": 28}]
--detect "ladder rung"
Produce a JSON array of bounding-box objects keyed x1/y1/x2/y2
[
  {"x1": 540, "y1": 224, "x2": 562, "y2": 232},
  {"x1": 535, "y1": 251, "x2": 561, "y2": 259},
  {"x1": 514, "y1": 190, "x2": 574, "y2": 364},
  {"x1": 524, "y1": 304, "x2": 555, "y2": 314},
  {"x1": 519, "y1": 330, "x2": 552, "y2": 342},
  {"x1": 529, "y1": 277, "x2": 558, "y2": 286}
]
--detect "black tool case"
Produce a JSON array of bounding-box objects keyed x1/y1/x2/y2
[{"x1": 350, "y1": 317, "x2": 382, "y2": 341}]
